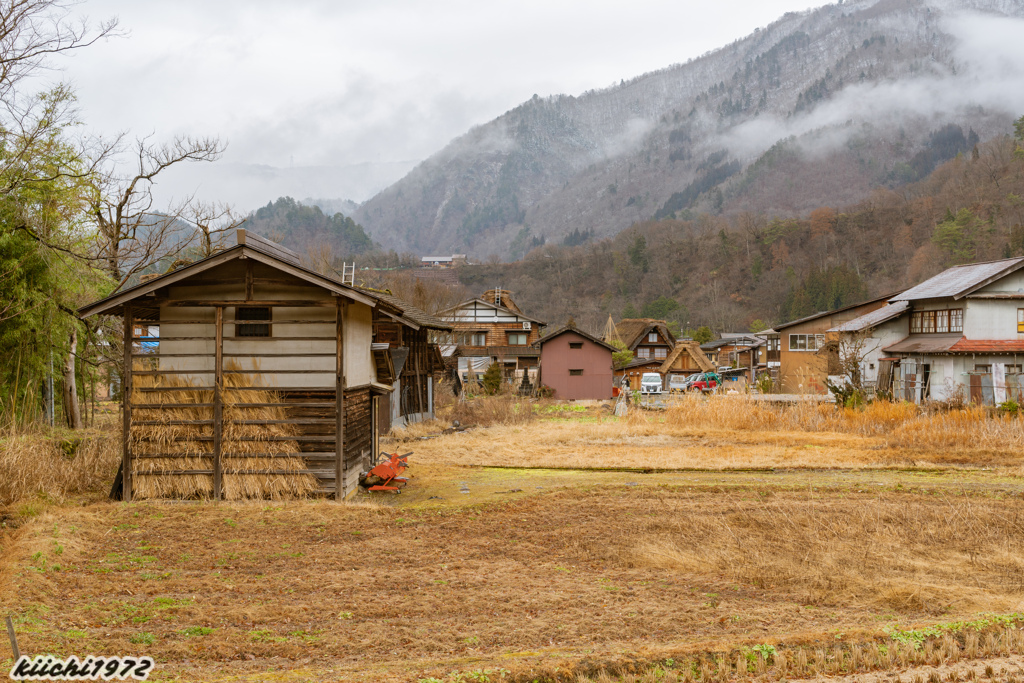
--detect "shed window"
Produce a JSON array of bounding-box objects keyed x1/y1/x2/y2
[
  {"x1": 648, "y1": 332, "x2": 658, "y2": 343},
  {"x1": 236, "y1": 307, "x2": 270, "y2": 337},
  {"x1": 637, "y1": 347, "x2": 651, "y2": 358},
  {"x1": 655, "y1": 347, "x2": 667, "y2": 359},
  {"x1": 569, "y1": 369, "x2": 583, "y2": 376},
  {"x1": 569, "y1": 342, "x2": 583, "y2": 349}
]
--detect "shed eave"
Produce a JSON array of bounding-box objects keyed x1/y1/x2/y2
[{"x1": 78, "y1": 245, "x2": 377, "y2": 318}]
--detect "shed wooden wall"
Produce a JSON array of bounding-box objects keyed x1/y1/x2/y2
[{"x1": 121, "y1": 258, "x2": 379, "y2": 501}]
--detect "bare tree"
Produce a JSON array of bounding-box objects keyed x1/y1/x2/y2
[
  {"x1": 92, "y1": 134, "x2": 226, "y2": 283},
  {"x1": 184, "y1": 200, "x2": 243, "y2": 258}
]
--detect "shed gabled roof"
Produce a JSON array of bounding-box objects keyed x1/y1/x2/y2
[
  {"x1": 660, "y1": 341, "x2": 716, "y2": 373},
  {"x1": 890, "y1": 257, "x2": 1024, "y2": 302},
  {"x1": 353, "y1": 286, "x2": 452, "y2": 331},
  {"x1": 615, "y1": 318, "x2": 676, "y2": 350},
  {"x1": 533, "y1": 325, "x2": 617, "y2": 351},
  {"x1": 80, "y1": 229, "x2": 380, "y2": 318}
]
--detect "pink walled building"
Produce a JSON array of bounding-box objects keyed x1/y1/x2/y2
[{"x1": 535, "y1": 326, "x2": 616, "y2": 400}]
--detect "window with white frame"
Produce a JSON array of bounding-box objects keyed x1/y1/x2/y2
[
  {"x1": 788, "y1": 333, "x2": 825, "y2": 351},
  {"x1": 648, "y1": 332, "x2": 658, "y2": 343},
  {"x1": 910, "y1": 309, "x2": 963, "y2": 334}
]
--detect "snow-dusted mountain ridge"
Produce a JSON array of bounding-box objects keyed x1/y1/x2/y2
[{"x1": 354, "y1": 0, "x2": 1024, "y2": 258}]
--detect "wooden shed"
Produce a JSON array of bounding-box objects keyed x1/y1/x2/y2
[
  {"x1": 534, "y1": 325, "x2": 616, "y2": 400},
  {"x1": 79, "y1": 230, "x2": 421, "y2": 501},
  {"x1": 356, "y1": 287, "x2": 451, "y2": 432}
]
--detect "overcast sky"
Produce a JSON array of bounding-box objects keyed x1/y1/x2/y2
[{"x1": 55, "y1": 0, "x2": 830, "y2": 211}]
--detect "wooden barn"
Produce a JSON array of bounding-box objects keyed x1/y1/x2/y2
[
  {"x1": 78, "y1": 230, "x2": 433, "y2": 501},
  {"x1": 356, "y1": 287, "x2": 451, "y2": 432}
]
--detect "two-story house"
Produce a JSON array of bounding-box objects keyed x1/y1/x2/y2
[
  {"x1": 440, "y1": 289, "x2": 546, "y2": 384},
  {"x1": 771, "y1": 295, "x2": 893, "y2": 393},
  {"x1": 876, "y1": 258, "x2": 1024, "y2": 404}
]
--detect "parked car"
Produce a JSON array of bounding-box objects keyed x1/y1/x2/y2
[
  {"x1": 668, "y1": 374, "x2": 693, "y2": 393},
  {"x1": 687, "y1": 372, "x2": 720, "y2": 393},
  {"x1": 640, "y1": 372, "x2": 663, "y2": 394}
]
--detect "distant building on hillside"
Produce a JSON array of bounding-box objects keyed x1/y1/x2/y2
[{"x1": 421, "y1": 254, "x2": 467, "y2": 268}]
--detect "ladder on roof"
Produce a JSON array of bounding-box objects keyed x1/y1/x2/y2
[{"x1": 341, "y1": 262, "x2": 356, "y2": 287}]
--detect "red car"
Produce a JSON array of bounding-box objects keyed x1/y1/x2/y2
[{"x1": 687, "y1": 372, "x2": 720, "y2": 392}]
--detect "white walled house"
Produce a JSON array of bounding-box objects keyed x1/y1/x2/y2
[
  {"x1": 871, "y1": 258, "x2": 1024, "y2": 404},
  {"x1": 827, "y1": 301, "x2": 909, "y2": 391}
]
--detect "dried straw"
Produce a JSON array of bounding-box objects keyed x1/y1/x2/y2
[{"x1": 130, "y1": 360, "x2": 319, "y2": 500}]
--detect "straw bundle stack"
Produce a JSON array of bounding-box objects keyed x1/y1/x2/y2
[{"x1": 130, "y1": 360, "x2": 320, "y2": 499}]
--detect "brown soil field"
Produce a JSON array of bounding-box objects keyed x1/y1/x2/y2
[
  {"x1": 3, "y1": 399, "x2": 1024, "y2": 682},
  {"x1": 4, "y1": 470, "x2": 1024, "y2": 682}
]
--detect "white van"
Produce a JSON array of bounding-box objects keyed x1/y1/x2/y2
[{"x1": 640, "y1": 373, "x2": 663, "y2": 394}]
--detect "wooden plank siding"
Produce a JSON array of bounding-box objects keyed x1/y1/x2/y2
[{"x1": 120, "y1": 294, "x2": 375, "y2": 500}]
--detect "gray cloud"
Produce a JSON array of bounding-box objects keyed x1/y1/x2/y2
[
  {"x1": 718, "y1": 7, "x2": 1024, "y2": 163},
  {"x1": 55, "y1": 0, "x2": 833, "y2": 211}
]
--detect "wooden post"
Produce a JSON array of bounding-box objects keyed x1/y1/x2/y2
[
  {"x1": 6, "y1": 615, "x2": 19, "y2": 662},
  {"x1": 122, "y1": 305, "x2": 133, "y2": 502},
  {"x1": 416, "y1": 333, "x2": 425, "y2": 418},
  {"x1": 335, "y1": 299, "x2": 345, "y2": 500},
  {"x1": 213, "y1": 306, "x2": 223, "y2": 501},
  {"x1": 244, "y1": 260, "x2": 253, "y2": 301}
]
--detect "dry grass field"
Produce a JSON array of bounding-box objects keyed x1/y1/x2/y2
[{"x1": 2, "y1": 395, "x2": 1024, "y2": 682}]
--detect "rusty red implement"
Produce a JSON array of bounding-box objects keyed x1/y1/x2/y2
[{"x1": 363, "y1": 451, "x2": 412, "y2": 493}]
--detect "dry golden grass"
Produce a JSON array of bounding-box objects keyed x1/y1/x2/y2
[
  {"x1": 569, "y1": 632, "x2": 1024, "y2": 683},
  {"x1": 0, "y1": 428, "x2": 118, "y2": 509},
  {"x1": 130, "y1": 361, "x2": 318, "y2": 500},
  {"x1": 410, "y1": 394, "x2": 1024, "y2": 470},
  {"x1": 4, "y1": 487, "x2": 1024, "y2": 682}
]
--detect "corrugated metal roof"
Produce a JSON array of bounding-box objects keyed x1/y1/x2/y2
[
  {"x1": 883, "y1": 334, "x2": 963, "y2": 353},
  {"x1": 828, "y1": 301, "x2": 909, "y2": 332},
  {"x1": 890, "y1": 257, "x2": 1024, "y2": 302},
  {"x1": 773, "y1": 293, "x2": 895, "y2": 330}
]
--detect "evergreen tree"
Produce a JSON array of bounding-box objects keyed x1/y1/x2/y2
[{"x1": 482, "y1": 362, "x2": 503, "y2": 395}]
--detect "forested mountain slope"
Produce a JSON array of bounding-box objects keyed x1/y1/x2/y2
[
  {"x1": 242, "y1": 197, "x2": 374, "y2": 258},
  {"x1": 355, "y1": 0, "x2": 1024, "y2": 259},
  {"x1": 452, "y1": 127, "x2": 1024, "y2": 336}
]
